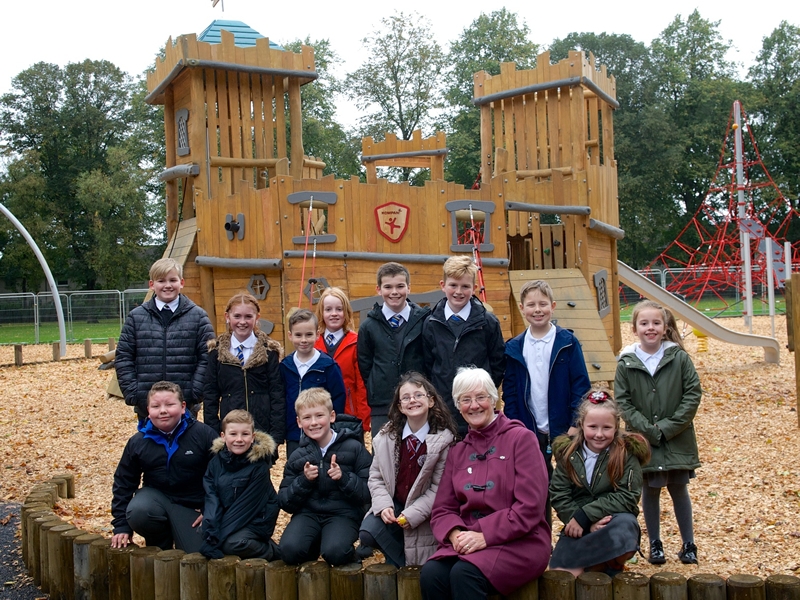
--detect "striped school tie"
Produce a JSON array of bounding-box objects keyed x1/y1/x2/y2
[
  {"x1": 388, "y1": 314, "x2": 403, "y2": 328},
  {"x1": 326, "y1": 333, "x2": 336, "y2": 346},
  {"x1": 449, "y1": 314, "x2": 463, "y2": 323},
  {"x1": 236, "y1": 344, "x2": 245, "y2": 365}
]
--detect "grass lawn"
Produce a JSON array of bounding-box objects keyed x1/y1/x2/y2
[
  {"x1": 619, "y1": 294, "x2": 785, "y2": 321},
  {"x1": 0, "y1": 319, "x2": 122, "y2": 344}
]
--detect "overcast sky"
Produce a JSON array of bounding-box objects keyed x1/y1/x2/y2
[{"x1": 3, "y1": 0, "x2": 798, "y2": 128}]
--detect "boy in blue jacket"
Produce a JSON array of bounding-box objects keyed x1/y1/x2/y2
[
  {"x1": 280, "y1": 309, "x2": 346, "y2": 459},
  {"x1": 503, "y1": 280, "x2": 591, "y2": 478}
]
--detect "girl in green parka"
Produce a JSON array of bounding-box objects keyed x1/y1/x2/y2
[
  {"x1": 615, "y1": 300, "x2": 702, "y2": 566},
  {"x1": 549, "y1": 388, "x2": 650, "y2": 576}
]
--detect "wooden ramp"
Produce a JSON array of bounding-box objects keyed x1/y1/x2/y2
[{"x1": 509, "y1": 269, "x2": 617, "y2": 382}]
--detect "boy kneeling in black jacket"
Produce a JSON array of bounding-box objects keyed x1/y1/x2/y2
[
  {"x1": 201, "y1": 409, "x2": 280, "y2": 560},
  {"x1": 278, "y1": 388, "x2": 372, "y2": 566}
]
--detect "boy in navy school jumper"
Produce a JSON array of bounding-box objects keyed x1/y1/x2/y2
[
  {"x1": 357, "y1": 262, "x2": 430, "y2": 432},
  {"x1": 422, "y1": 255, "x2": 506, "y2": 433},
  {"x1": 502, "y1": 279, "x2": 591, "y2": 477},
  {"x1": 280, "y1": 309, "x2": 346, "y2": 459}
]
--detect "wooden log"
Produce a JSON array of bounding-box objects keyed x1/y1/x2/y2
[
  {"x1": 208, "y1": 555, "x2": 239, "y2": 600},
  {"x1": 265, "y1": 559, "x2": 297, "y2": 600},
  {"x1": 89, "y1": 538, "x2": 113, "y2": 600},
  {"x1": 131, "y1": 546, "x2": 162, "y2": 600},
  {"x1": 85, "y1": 339, "x2": 93, "y2": 358},
  {"x1": 397, "y1": 566, "x2": 423, "y2": 600},
  {"x1": 54, "y1": 341, "x2": 61, "y2": 361},
  {"x1": 20, "y1": 503, "x2": 49, "y2": 566},
  {"x1": 154, "y1": 549, "x2": 185, "y2": 600},
  {"x1": 74, "y1": 533, "x2": 103, "y2": 600},
  {"x1": 40, "y1": 518, "x2": 65, "y2": 593},
  {"x1": 331, "y1": 563, "x2": 363, "y2": 600},
  {"x1": 364, "y1": 563, "x2": 397, "y2": 600},
  {"x1": 615, "y1": 572, "x2": 650, "y2": 600},
  {"x1": 180, "y1": 552, "x2": 208, "y2": 600},
  {"x1": 14, "y1": 343, "x2": 23, "y2": 366},
  {"x1": 108, "y1": 543, "x2": 138, "y2": 600},
  {"x1": 728, "y1": 575, "x2": 765, "y2": 600},
  {"x1": 31, "y1": 481, "x2": 59, "y2": 505},
  {"x1": 688, "y1": 574, "x2": 725, "y2": 600},
  {"x1": 577, "y1": 572, "x2": 612, "y2": 600},
  {"x1": 651, "y1": 572, "x2": 688, "y2": 600},
  {"x1": 109, "y1": 337, "x2": 117, "y2": 351},
  {"x1": 540, "y1": 567, "x2": 576, "y2": 600},
  {"x1": 61, "y1": 528, "x2": 88, "y2": 600},
  {"x1": 48, "y1": 523, "x2": 78, "y2": 600},
  {"x1": 507, "y1": 577, "x2": 540, "y2": 600},
  {"x1": 236, "y1": 558, "x2": 268, "y2": 600},
  {"x1": 765, "y1": 575, "x2": 800, "y2": 600},
  {"x1": 298, "y1": 561, "x2": 330, "y2": 600},
  {"x1": 53, "y1": 472, "x2": 76, "y2": 498},
  {"x1": 29, "y1": 513, "x2": 59, "y2": 583},
  {"x1": 51, "y1": 477, "x2": 69, "y2": 498}
]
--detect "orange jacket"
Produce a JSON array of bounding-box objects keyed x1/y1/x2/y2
[{"x1": 315, "y1": 330, "x2": 371, "y2": 432}]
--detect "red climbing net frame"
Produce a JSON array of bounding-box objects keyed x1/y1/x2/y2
[{"x1": 645, "y1": 103, "x2": 800, "y2": 307}]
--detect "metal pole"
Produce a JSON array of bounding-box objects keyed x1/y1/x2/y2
[
  {"x1": 766, "y1": 238, "x2": 775, "y2": 338},
  {"x1": 0, "y1": 204, "x2": 67, "y2": 356},
  {"x1": 734, "y1": 101, "x2": 754, "y2": 332}
]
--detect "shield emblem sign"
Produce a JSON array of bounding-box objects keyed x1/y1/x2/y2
[{"x1": 375, "y1": 202, "x2": 410, "y2": 243}]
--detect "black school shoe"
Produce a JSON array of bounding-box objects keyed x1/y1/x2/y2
[
  {"x1": 648, "y1": 540, "x2": 666, "y2": 564},
  {"x1": 678, "y1": 542, "x2": 698, "y2": 564}
]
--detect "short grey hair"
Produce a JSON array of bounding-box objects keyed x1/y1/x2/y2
[{"x1": 451, "y1": 367, "x2": 498, "y2": 409}]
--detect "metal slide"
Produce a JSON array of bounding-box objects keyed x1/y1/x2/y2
[{"x1": 618, "y1": 261, "x2": 780, "y2": 364}]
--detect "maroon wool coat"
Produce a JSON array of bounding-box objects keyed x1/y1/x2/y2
[{"x1": 427, "y1": 412, "x2": 551, "y2": 595}]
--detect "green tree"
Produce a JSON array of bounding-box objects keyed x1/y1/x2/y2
[
  {"x1": 0, "y1": 60, "x2": 163, "y2": 289},
  {"x1": 443, "y1": 9, "x2": 539, "y2": 186}
]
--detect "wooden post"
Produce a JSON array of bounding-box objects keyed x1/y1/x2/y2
[
  {"x1": 792, "y1": 274, "x2": 800, "y2": 426},
  {"x1": 53, "y1": 341, "x2": 61, "y2": 361},
  {"x1": 48, "y1": 523, "x2": 78, "y2": 600},
  {"x1": 109, "y1": 337, "x2": 117, "y2": 351},
  {"x1": 540, "y1": 566, "x2": 575, "y2": 600},
  {"x1": 53, "y1": 472, "x2": 76, "y2": 498},
  {"x1": 74, "y1": 533, "x2": 103, "y2": 600},
  {"x1": 107, "y1": 543, "x2": 138, "y2": 600},
  {"x1": 61, "y1": 528, "x2": 87, "y2": 600},
  {"x1": 508, "y1": 578, "x2": 540, "y2": 600},
  {"x1": 728, "y1": 575, "x2": 765, "y2": 600},
  {"x1": 397, "y1": 566, "x2": 423, "y2": 600},
  {"x1": 89, "y1": 538, "x2": 112, "y2": 600},
  {"x1": 180, "y1": 552, "x2": 208, "y2": 600},
  {"x1": 577, "y1": 572, "x2": 612, "y2": 600},
  {"x1": 28, "y1": 512, "x2": 57, "y2": 582},
  {"x1": 765, "y1": 575, "x2": 800, "y2": 600},
  {"x1": 298, "y1": 561, "x2": 330, "y2": 600},
  {"x1": 31, "y1": 481, "x2": 59, "y2": 505},
  {"x1": 331, "y1": 563, "x2": 363, "y2": 600},
  {"x1": 84, "y1": 339, "x2": 93, "y2": 358},
  {"x1": 14, "y1": 343, "x2": 23, "y2": 366},
  {"x1": 21, "y1": 503, "x2": 49, "y2": 566},
  {"x1": 615, "y1": 572, "x2": 650, "y2": 600},
  {"x1": 651, "y1": 572, "x2": 688, "y2": 600},
  {"x1": 52, "y1": 477, "x2": 69, "y2": 498},
  {"x1": 364, "y1": 564, "x2": 398, "y2": 600},
  {"x1": 236, "y1": 558, "x2": 268, "y2": 600},
  {"x1": 131, "y1": 547, "x2": 161, "y2": 600},
  {"x1": 265, "y1": 559, "x2": 298, "y2": 600},
  {"x1": 208, "y1": 556, "x2": 239, "y2": 600},
  {"x1": 688, "y1": 574, "x2": 725, "y2": 600},
  {"x1": 40, "y1": 519, "x2": 65, "y2": 592},
  {"x1": 154, "y1": 549, "x2": 185, "y2": 600}
]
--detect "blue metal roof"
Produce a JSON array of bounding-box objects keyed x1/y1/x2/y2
[{"x1": 197, "y1": 20, "x2": 284, "y2": 50}]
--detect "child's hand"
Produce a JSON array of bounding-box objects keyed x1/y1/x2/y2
[
  {"x1": 590, "y1": 515, "x2": 612, "y2": 533},
  {"x1": 396, "y1": 513, "x2": 410, "y2": 529},
  {"x1": 328, "y1": 454, "x2": 342, "y2": 480},
  {"x1": 192, "y1": 510, "x2": 203, "y2": 528},
  {"x1": 304, "y1": 461, "x2": 319, "y2": 481},
  {"x1": 380, "y1": 507, "x2": 397, "y2": 524},
  {"x1": 563, "y1": 518, "x2": 584, "y2": 538},
  {"x1": 111, "y1": 533, "x2": 131, "y2": 548}
]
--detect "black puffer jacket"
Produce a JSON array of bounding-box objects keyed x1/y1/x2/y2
[
  {"x1": 278, "y1": 414, "x2": 372, "y2": 522},
  {"x1": 116, "y1": 296, "x2": 215, "y2": 418},
  {"x1": 201, "y1": 431, "x2": 279, "y2": 557},
  {"x1": 111, "y1": 412, "x2": 217, "y2": 535},
  {"x1": 356, "y1": 302, "x2": 429, "y2": 417},
  {"x1": 204, "y1": 331, "x2": 285, "y2": 444}
]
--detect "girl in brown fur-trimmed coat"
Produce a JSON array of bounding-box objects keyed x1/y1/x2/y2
[{"x1": 204, "y1": 293, "x2": 285, "y2": 448}]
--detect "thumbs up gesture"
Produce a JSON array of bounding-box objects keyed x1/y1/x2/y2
[{"x1": 328, "y1": 454, "x2": 342, "y2": 481}]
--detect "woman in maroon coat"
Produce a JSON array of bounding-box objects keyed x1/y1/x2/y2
[{"x1": 420, "y1": 367, "x2": 551, "y2": 599}]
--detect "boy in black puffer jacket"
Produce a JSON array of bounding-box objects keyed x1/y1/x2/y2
[
  {"x1": 200, "y1": 410, "x2": 280, "y2": 560},
  {"x1": 278, "y1": 388, "x2": 372, "y2": 566}
]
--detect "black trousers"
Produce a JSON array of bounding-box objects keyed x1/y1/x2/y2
[
  {"x1": 280, "y1": 512, "x2": 359, "y2": 566},
  {"x1": 126, "y1": 487, "x2": 203, "y2": 552},
  {"x1": 420, "y1": 557, "x2": 497, "y2": 600}
]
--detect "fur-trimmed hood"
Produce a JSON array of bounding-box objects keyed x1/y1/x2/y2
[
  {"x1": 208, "y1": 330, "x2": 284, "y2": 368},
  {"x1": 211, "y1": 429, "x2": 277, "y2": 462},
  {"x1": 552, "y1": 431, "x2": 651, "y2": 465}
]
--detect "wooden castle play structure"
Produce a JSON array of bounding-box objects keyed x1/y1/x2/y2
[{"x1": 145, "y1": 22, "x2": 624, "y2": 381}]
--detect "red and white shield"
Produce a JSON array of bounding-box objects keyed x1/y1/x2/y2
[{"x1": 375, "y1": 202, "x2": 410, "y2": 243}]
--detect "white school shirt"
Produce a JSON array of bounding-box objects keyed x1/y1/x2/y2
[
  {"x1": 582, "y1": 442, "x2": 600, "y2": 485},
  {"x1": 381, "y1": 303, "x2": 411, "y2": 326},
  {"x1": 401, "y1": 421, "x2": 430, "y2": 443},
  {"x1": 154, "y1": 298, "x2": 180, "y2": 312},
  {"x1": 319, "y1": 430, "x2": 338, "y2": 457},
  {"x1": 523, "y1": 324, "x2": 556, "y2": 434},
  {"x1": 230, "y1": 332, "x2": 257, "y2": 364},
  {"x1": 634, "y1": 342, "x2": 667, "y2": 376},
  {"x1": 324, "y1": 328, "x2": 345, "y2": 345},
  {"x1": 293, "y1": 349, "x2": 321, "y2": 379},
  {"x1": 443, "y1": 302, "x2": 471, "y2": 322}
]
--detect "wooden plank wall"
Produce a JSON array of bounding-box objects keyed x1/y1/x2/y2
[{"x1": 362, "y1": 131, "x2": 447, "y2": 183}]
